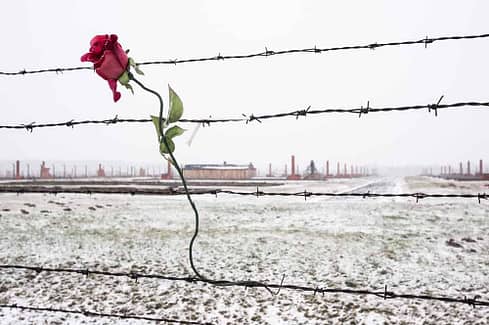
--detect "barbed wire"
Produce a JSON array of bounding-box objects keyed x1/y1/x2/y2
[
  {"x1": 0, "y1": 303, "x2": 211, "y2": 324},
  {"x1": 0, "y1": 185, "x2": 487, "y2": 203},
  {"x1": 1, "y1": 100, "x2": 489, "y2": 132},
  {"x1": 1, "y1": 264, "x2": 487, "y2": 307},
  {"x1": 1, "y1": 33, "x2": 488, "y2": 76}
]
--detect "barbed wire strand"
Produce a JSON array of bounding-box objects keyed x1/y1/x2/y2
[
  {"x1": 1, "y1": 100, "x2": 489, "y2": 132},
  {"x1": 0, "y1": 186, "x2": 487, "y2": 203},
  {"x1": 0, "y1": 303, "x2": 211, "y2": 324},
  {"x1": 0, "y1": 265, "x2": 487, "y2": 307},
  {"x1": 1, "y1": 33, "x2": 489, "y2": 76}
]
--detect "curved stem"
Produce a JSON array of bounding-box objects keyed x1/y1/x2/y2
[{"x1": 129, "y1": 73, "x2": 206, "y2": 280}]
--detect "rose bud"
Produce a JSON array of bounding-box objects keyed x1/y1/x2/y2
[{"x1": 81, "y1": 34, "x2": 129, "y2": 102}]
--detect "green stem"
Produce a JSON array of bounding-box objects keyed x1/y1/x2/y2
[{"x1": 129, "y1": 73, "x2": 206, "y2": 280}]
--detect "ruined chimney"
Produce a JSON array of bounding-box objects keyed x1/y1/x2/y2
[
  {"x1": 291, "y1": 155, "x2": 296, "y2": 177},
  {"x1": 15, "y1": 160, "x2": 20, "y2": 180}
]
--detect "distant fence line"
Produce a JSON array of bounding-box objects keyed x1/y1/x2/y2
[{"x1": 1, "y1": 33, "x2": 488, "y2": 76}]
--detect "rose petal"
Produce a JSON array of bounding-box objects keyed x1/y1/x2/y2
[
  {"x1": 109, "y1": 34, "x2": 118, "y2": 43},
  {"x1": 89, "y1": 34, "x2": 109, "y2": 55},
  {"x1": 81, "y1": 52, "x2": 97, "y2": 63},
  {"x1": 95, "y1": 50, "x2": 125, "y2": 80},
  {"x1": 113, "y1": 42, "x2": 129, "y2": 70},
  {"x1": 107, "y1": 79, "x2": 121, "y2": 102}
]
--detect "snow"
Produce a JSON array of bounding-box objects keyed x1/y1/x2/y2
[{"x1": 0, "y1": 176, "x2": 488, "y2": 324}]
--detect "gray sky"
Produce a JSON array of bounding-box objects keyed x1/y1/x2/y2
[{"x1": 1, "y1": 0, "x2": 489, "y2": 173}]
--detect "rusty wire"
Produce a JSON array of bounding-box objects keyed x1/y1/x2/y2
[
  {"x1": 0, "y1": 265, "x2": 487, "y2": 308},
  {"x1": 1, "y1": 33, "x2": 489, "y2": 76},
  {"x1": 0, "y1": 185, "x2": 487, "y2": 203},
  {"x1": 1, "y1": 100, "x2": 489, "y2": 132},
  {"x1": 0, "y1": 303, "x2": 211, "y2": 324}
]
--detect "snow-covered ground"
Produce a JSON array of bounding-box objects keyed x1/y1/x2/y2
[{"x1": 0, "y1": 176, "x2": 488, "y2": 324}]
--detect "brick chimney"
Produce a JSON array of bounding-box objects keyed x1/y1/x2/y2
[{"x1": 15, "y1": 160, "x2": 21, "y2": 180}]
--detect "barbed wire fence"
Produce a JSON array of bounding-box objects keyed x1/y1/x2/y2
[
  {"x1": 0, "y1": 303, "x2": 211, "y2": 325},
  {"x1": 0, "y1": 33, "x2": 488, "y2": 76},
  {"x1": 1, "y1": 265, "x2": 488, "y2": 307},
  {"x1": 0, "y1": 185, "x2": 487, "y2": 203},
  {"x1": 1, "y1": 100, "x2": 489, "y2": 132},
  {"x1": 2, "y1": 32, "x2": 489, "y2": 322}
]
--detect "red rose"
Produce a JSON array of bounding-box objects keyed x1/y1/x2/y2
[{"x1": 81, "y1": 34, "x2": 129, "y2": 102}]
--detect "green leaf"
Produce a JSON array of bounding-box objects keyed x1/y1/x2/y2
[
  {"x1": 122, "y1": 83, "x2": 134, "y2": 94},
  {"x1": 159, "y1": 137, "x2": 175, "y2": 154},
  {"x1": 134, "y1": 65, "x2": 144, "y2": 75},
  {"x1": 165, "y1": 125, "x2": 185, "y2": 140},
  {"x1": 168, "y1": 85, "x2": 184, "y2": 123},
  {"x1": 151, "y1": 115, "x2": 166, "y2": 139},
  {"x1": 128, "y1": 57, "x2": 144, "y2": 75}
]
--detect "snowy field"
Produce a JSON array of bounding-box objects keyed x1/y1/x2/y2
[{"x1": 0, "y1": 176, "x2": 488, "y2": 324}]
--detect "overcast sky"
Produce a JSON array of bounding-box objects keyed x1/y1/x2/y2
[{"x1": 1, "y1": 0, "x2": 489, "y2": 173}]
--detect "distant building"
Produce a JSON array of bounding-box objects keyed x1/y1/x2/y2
[{"x1": 183, "y1": 162, "x2": 257, "y2": 180}]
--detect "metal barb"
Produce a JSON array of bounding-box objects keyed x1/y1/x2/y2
[
  {"x1": 274, "y1": 274, "x2": 286, "y2": 296},
  {"x1": 368, "y1": 43, "x2": 379, "y2": 50},
  {"x1": 248, "y1": 114, "x2": 262, "y2": 123},
  {"x1": 424, "y1": 36, "x2": 433, "y2": 48},
  {"x1": 359, "y1": 101, "x2": 370, "y2": 118},
  {"x1": 477, "y1": 192, "x2": 487, "y2": 204},
  {"x1": 428, "y1": 95, "x2": 444, "y2": 116},
  {"x1": 106, "y1": 115, "x2": 119, "y2": 125},
  {"x1": 66, "y1": 119, "x2": 75, "y2": 128},
  {"x1": 295, "y1": 106, "x2": 311, "y2": 119},
  {"x1": 22, "y1": 122, "x2": 35, "y2": 133}
]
